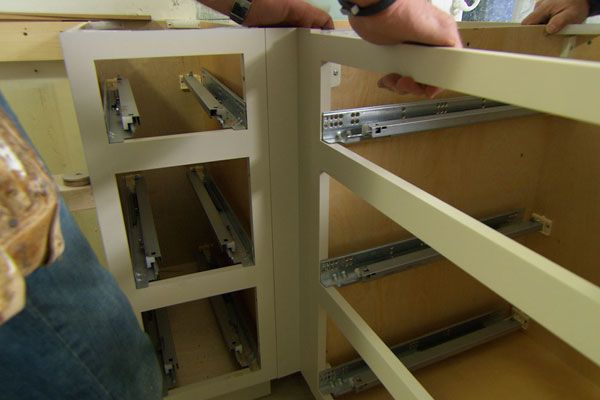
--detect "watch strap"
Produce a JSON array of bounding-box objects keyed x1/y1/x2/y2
[
  {"x1": 338, "y1": 0, "x2": 396, "y2": 17},
  {"x1": 590, "y1": 0, "x2": 600, "y2": 16}
]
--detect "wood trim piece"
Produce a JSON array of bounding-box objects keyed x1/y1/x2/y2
[
  {"x1": 0, "y1": 12, "x2": 151, "y2": 21},
  {"x1": 301, "y1": 30, "x2": 600, "y2": 127}
]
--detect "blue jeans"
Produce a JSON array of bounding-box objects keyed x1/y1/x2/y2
[{"x1": 0, "y1": 95, "x2": 162, "y2": 399}]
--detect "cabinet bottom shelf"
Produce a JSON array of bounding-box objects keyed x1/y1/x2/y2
[
  {"x1": 338, "y1": 330, "x2": 600, "y2": 400},
  {"x1": 168, "y1": 299, "x2": 240, "y2": 387},
  {"x1": 143, "y1": 289, "x2": 258, "y2": 393}
]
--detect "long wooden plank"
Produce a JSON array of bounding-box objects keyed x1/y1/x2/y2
[
  {"x1": 0, "y1": 12, "x2": 151, "y2": 21},
  {"x1": 301, "y1": 30, "x2": 600, "y2": 126}
]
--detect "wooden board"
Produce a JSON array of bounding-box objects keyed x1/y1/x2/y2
[
  {"x1": 0, "y1": 21, "x2": 82, "y2": 62},
  {"x1": 95, "y1": 54, "x2": 244, "y2": 139},
  {"x1": 518, "y1": 117, "x2": 600, "y2": 382},
  {"x1": 338, "y1": 331, "x2": 600, "y2": 400}
]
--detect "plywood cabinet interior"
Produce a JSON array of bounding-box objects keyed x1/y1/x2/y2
[{"x1": 323, "y1": 26, "x2": 600, "y2": 399}]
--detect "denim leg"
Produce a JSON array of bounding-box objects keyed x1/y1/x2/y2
[{"x1": 0, "y1": 202, "x2": 163, "y2": 400}]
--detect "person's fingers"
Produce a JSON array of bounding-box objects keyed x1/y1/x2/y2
[
  {"x1": 310, "y1": 13, "x2": 334, "y2": 29},
  {"x1": 394, "y1": 76, "x2": 426, "y2": 96},
  {"x1": 522, "y1": 1, "x2": 551, "y2": 25},
  {"x1": 378, "y1": 74, "x2": 434, "y2": 97},
  {"x1": 425, "y1": 86, "x2": 444, "y2": 99},
  {"x1": 546, "y1": 8, "x2": 588, "y2": 33}
]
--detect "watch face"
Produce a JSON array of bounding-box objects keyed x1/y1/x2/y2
[{"x1": 231, "y1": 0, "x2": 251, "y2": 24}]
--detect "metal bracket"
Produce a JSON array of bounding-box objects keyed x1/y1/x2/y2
[
  {"x1": 531, "y1": 213, "x2": 553, "y2": 236},
  {"x1": 321, "y1": 210, "x2": 542, "y2": 287},
  {"x1": 124, "y1": 175, "x2": 162, "y2": 289},
  {"x1": 322, "y1": 96, "x2": 536, "y2": 144},
  {"x1": 319, "y1": 310, "x2": 525, "y2": 397},
  {"x1": 182, "y1": 69, "x2": 247, "y2": 130},
  {"x1": 328, "y1": 62, "x2": 342, "y2": 88},
  {"x1": 188, "y1": 166, "x2": 253, "y2": 266},
  {"x1": 103, "y1": 77, "x2": 141, "y2": 143},
  {"x1": 210, "y1": 293, "x2": 259, "y2": 369}
]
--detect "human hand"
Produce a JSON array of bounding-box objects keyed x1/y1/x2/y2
[
  {"x1": 349, "y1": 0, "x2": 462, "y2": 98},
  {"x1": 522, "y1": 0, "x2": 591, "y2": 34},
  {"x1": 244, "y1": 0, "x2": 334, "y2": 28}
]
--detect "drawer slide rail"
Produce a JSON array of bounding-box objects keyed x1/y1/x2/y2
[
  {"x1": 322, "y1": 96, "x2": 535, "y2": 144},
  {"x1": 319, "y1": 310, "x2": 525, "y2": 397},
  {"x1": 103, "y1": 77, "x2": 141, "y2": 143},
  {"x1": 189, "y1": 166, "x2": 254, "y2": 266},
  {"x1": 125, "y1": 175, "x2": 162, "y2": 289},
  {"x1": 320, "y1": 210, "x2": 542, "y2": 288},
  {"x1": 183, "y1": 69, "x2": 247, "y2": 130}
]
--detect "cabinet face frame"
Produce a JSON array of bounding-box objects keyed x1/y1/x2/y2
[
  {"x1": 297, "y1": 29, "x2": 600, "y2": 399},
  {"x1": 61, "y1": 27, "x2": 276, "y2": 399}
]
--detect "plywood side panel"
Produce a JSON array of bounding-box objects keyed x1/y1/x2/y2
[
  {"x1": 519, "y1": 117, "x2": 600, "y2": 381},
  {"x1": 522, "y1": 117, "x2": 600, "y2": 286},
  {"x1": 95, "y1": 54, "x2": 243, "y2": 139},
  {"x1": 460, "y1": 26, "x2": 568, "y2": 56}
]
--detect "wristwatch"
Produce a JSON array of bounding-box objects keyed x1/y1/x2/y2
[
  {"x1": 230, "y1": 0, "x2": 253, "y2": 25},
  {"x1": 338, "y1": 0, "x2": 396, "y2": 17}
]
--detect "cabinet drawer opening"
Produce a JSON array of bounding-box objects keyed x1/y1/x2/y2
[
  {"x1": 142, "y1": 288, "x2": 259, "y2": 394},
  {"x1": 116, "y1": 158, "x2": 253, "y2": 289},
  {"x1": 94, "y1": 54, "x2": 246, "y2": 144}
]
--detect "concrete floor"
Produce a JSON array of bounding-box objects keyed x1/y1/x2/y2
[{"x1": 260, "y1": 373, "x2": 315, "y2": 400}]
